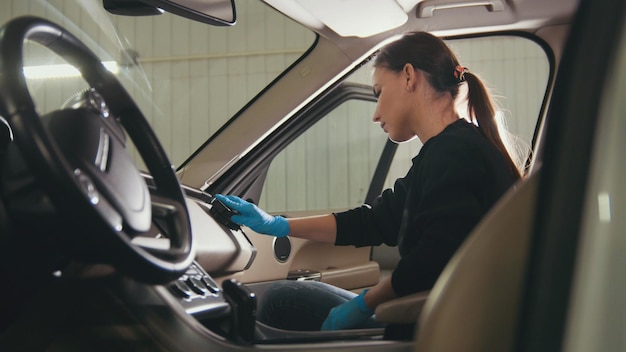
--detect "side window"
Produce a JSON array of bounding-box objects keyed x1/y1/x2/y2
[
  {"x1": 261, "y1": 35, "x2": 550, "y2": 213},
  {"x1": 260, "y1": 99, "x2": 384, "y2": 212}
]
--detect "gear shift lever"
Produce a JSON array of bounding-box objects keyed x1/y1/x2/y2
[{"x1": 222, "y1": 279, "x2": 256, "y2": 343}]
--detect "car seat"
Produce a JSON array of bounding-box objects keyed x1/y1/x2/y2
[{"x1": 375, "y1": 170, "x2": 538, "y2": 351}]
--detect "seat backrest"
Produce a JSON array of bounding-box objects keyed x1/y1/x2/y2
[{"x1": 414, "y1": 171, "x2": 539, "y2": 352}]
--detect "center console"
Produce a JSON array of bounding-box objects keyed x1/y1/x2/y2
[{"x1": 168, "y1": 261, "x2": 230, "y2": 320}]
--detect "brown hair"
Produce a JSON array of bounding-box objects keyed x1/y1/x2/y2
[{"x1": 373, "y1": 31, "x2": 522, "y2": 180}]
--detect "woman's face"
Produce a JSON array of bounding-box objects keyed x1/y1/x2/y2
[{"x1": 372, "y1": 66, "x2": 417, "y2": 143}]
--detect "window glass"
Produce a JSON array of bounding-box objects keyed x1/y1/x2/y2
[
  {"x1": 261, "y1": 35, "x2": 549, "y2": 213},
  {"x1": 2, "y1": 0, "x2": 315, "y2": 168},
  {"x1": 261, "y1": 99, "x2": 384, "y2": 212}
]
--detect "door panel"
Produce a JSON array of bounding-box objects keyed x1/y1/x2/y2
[{"x1": 234, "y1": 210, "x2": 379, "y2": 290}]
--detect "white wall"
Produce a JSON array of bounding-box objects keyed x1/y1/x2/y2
[
  {"x1": 1, "y1": 1, "x2": 549, "y2": 213},
  {"x1": 260, "y1": 36, "x2": 549, "y2": 212},
  {"x1": 0, "y1": 0, "x2": 314, "y2": 168}
]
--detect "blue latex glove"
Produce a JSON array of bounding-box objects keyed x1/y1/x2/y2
[
  {"x1": 214, "y1": 194, "x2": 290, "y2": 237},
  {"x1": 321, "y1": 289, "x2": 374, "y2": 330}
]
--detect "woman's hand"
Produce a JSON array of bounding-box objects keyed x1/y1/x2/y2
[
  {"x1": 321, "y1": 290, "x2": 374, "y2": 330},
  {"x1": 214, "y1": 194, "x2": 290, "y2": 237}
]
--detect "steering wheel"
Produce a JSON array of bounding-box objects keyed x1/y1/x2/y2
[{"x1": 0, "y1": 16, "x2": 194, "y2": 284}]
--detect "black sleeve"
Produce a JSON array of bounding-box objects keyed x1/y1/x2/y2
[
  {"x1": 391, "y1": 137, "x2": 490, "y2": 296},
  {"x1": 333, "y1": 171, "x2": 411, "y2": 247}
]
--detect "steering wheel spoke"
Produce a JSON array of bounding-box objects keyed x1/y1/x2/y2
[{"x1": 150, "y1": 193, "x2": 190, "y2": 248}]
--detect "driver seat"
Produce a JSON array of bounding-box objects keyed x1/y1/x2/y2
[{"x1": 415, "y1": 170, "x2": 538, "y2": 351}]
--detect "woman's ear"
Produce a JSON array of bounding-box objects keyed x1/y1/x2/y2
[
  {"x1": 403, "y1": 63, "x2": 417, "y2": 92},
  {"x1": 403, "y1": 63, "x2": 414, "y2": 77}
]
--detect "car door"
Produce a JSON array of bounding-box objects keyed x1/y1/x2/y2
[
  {"x1": 213, "y1": 83, "x2": 388, "y2": 289},
  {"x1": 211, "y1": 34, "x2": 551, "y2": 292}
]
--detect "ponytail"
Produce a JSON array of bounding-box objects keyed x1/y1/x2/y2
[{"x1": 464, "y1": 72, "x2": 522, "y2": 180}]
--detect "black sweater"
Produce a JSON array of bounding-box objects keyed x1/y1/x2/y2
[{"x1": 334, "y1": 119, "x2": 517, "y2": 296}]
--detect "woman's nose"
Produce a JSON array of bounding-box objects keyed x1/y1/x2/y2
[{"x1": 372, "y1": 109, "x2": 381, "y2": 123}]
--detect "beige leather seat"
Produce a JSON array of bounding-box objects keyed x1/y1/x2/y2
[{"x1": 375, "y1": 171, "x2": 538, "y2": 351}]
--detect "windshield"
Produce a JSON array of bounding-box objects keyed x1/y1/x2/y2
[{"x1": 0, "y1": 0, "x2": 315, "y2": 170}]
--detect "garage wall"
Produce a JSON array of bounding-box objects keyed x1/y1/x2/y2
[
  {"x1": 1, "y1": 1, "x2": 548, "y2": 213},
  {"x1": 261, "y1": 36, "x2": 549, "y2": 212},
  {"x1": 0, "y1": 0, "x2": 314, "y2": 168}
]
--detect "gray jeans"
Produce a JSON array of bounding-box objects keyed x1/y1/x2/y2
[{"x1": 257, "y1": 280, "x2": 383, "y2": 331}]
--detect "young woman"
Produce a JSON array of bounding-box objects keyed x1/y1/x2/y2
[{"x1": 216, "y1": 31, "x2": 522, "y2": 340}]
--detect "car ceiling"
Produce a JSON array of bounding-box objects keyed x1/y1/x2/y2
[{"x1": 265, "y1": 0, "x2": 580, "y2": 40}]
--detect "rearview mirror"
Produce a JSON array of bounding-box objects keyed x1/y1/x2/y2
[{"x1": 103, "y1": 0, "x2": 236, "y2": 26}]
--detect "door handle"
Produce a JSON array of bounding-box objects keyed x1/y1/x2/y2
[{"x1": 418, "y1": 0, "x2": 505, "y2": 18}]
